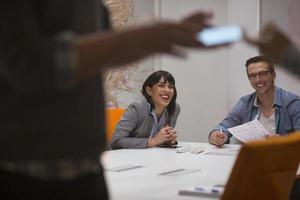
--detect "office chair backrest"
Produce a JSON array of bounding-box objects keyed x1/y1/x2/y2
[
  {"x1": 105, "y1": 108, "x2": 125, "y2": 142},
  {"x1": 221, "y1": 132, "x2": 300, "y2": 200}
]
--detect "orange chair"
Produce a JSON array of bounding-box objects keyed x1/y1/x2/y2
[
  {"x1": 105, "y1": 108, "x2": 125, "y2": 143},
  {"x1": 222, "y1": 132, "x2": 300, "y2": 200}
]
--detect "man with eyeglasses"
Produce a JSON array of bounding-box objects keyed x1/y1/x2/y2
[
  {"x1": 246, "y1": 23, "x2": 300, "y2": 200},
  {"x1": 208, "y1": 55, "x2": 300, "y2": 147}
]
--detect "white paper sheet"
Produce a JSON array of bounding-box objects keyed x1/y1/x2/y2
[
  {"x1": 228, "y1": 119, "x2": 270, "y2": 143},
  {"x1": 179, "y1": 185, "x2": 224, "y2": 198}
]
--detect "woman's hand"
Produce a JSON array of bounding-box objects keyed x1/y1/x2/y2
[{"x1": 147, "y1": 125, "x2": 178, "y2": 147}]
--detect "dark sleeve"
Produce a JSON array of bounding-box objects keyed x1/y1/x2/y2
[{"x1": 0, "y1": 1, "x2": 77, "y2": 92}]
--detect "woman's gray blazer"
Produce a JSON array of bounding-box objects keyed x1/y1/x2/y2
[{"x1": 110, "y1": 97, "x2": 180, "y2": 149}]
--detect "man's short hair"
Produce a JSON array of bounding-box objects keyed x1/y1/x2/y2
[{"x1": 245, "y1": 56, "x2": 275, "y2": 73}]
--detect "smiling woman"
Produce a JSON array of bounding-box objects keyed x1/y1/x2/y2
[{"x1": 110, "y1": 70, "x2": 181, "y2": 149}]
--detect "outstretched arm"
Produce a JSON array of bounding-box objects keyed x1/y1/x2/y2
[
  {"x1": 246, "y1": 23, "x2": 300, "y2": 77},
  {"x1": 74, "y1": 12, "x2": 214, "y2": 79}
]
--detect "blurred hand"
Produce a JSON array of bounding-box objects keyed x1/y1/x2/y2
[
  {"x1": 138, "y1": 11, "x2": 217, "y2": 58},
  {"x1": 245, "y1": 23, "x2": 291, "y2": 64},
  {"x1": 172, "y1": 11, "x2": 213, "y2": 48},
  {"x1": 209, "y1": 131, "x2": 228, "y2": 147}
]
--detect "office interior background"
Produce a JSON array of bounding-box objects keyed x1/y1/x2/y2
[{"x1": 105, "y1": 0, "x2": 300, "y2": 142}]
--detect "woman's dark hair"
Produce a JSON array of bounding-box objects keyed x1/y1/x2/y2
[{"x1": 141, "y1": 70, "x2": 177, "y2": 116}]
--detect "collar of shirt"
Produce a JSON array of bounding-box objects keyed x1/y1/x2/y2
[{"x1": 253, "y1": 87, "x2": 281, "y2": 108}]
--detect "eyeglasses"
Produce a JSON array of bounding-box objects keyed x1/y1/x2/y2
[{"x1": 248, "y1": 70, "x2": 273, "y2": 80}]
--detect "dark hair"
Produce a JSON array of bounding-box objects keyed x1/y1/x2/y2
[
  {"x1": 245, "y1": 56, "x2": 274, "y2": 74},
  {"x1": 141, "y1": 70, "x2": 177, "y2": 116}
]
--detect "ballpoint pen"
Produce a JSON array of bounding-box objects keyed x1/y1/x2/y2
[
  {"x1": 195, "y1": 185, "x2": 224, "y2": 194},
  {"x1": 216, "y1": 127, "x2": 225, "y2": 147}
]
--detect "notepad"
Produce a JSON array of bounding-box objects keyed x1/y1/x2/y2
[{"x1": 228, "y1": 119, "x2": 270, "y2": 142}]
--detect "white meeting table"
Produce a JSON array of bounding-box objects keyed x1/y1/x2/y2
[{"x1": 101, "y1": 142, "x2": 240, "y2": 200}]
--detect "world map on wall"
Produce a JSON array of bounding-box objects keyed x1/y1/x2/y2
[
  {"x1": 104, "y1": 0, "x2": 155, "y2": 108},
  {"x1": 104, "y1": 0, "x2": 139, "y2": 108}
]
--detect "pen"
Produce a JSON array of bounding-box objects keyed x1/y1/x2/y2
[
  {"x1": 211, "y1": 188, "x2": 222, "y2": 194},
  {"x1": 217, "y1": 127, "x2": 224, "y2": 148},
  {"x1": 195, "y1": 186, "x2": 205, "y2": 191},
  {"x1": 195, "y1": 186, "x2": 224, "y2": 194}
]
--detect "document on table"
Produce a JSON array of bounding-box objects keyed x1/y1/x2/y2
[
  {"x1": 205, "y1": 148, "x2": 239, "y2": 156},
  {"x1": 179, "y1": 185, "x2": 224, "y2": 198},
  {"x1": 228, "y1": 119, "x2": 270, "y2": 143}
]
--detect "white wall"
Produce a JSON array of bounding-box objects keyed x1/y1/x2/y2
[{"x1": 159, "y1": 0, "x2": 259, "y2": 142}]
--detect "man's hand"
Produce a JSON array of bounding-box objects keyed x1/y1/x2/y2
[{"x1": 209, "y1": 131, "x2": 228, "y2": 147}]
